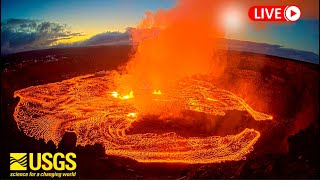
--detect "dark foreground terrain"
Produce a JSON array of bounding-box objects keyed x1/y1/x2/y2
[{"x1": 1, "y1": 45, "x2": 319, "y2": 179}]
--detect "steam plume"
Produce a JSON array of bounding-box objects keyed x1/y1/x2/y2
[{"x1": 118, "y1": 0, "x2": 228, "y2": 91}]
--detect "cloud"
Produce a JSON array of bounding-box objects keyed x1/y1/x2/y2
[
  {"x1": 81, "y1": 30, "x2": 131, "y2": 46},
  {"x1": 55, "y1": 28, "x2": 132, "y2": 48},
  {"x1": 1, "y1": 18, "x2": 83, "y2": 54}
]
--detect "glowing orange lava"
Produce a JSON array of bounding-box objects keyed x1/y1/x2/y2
[
  {"x1": 152, "y1": 90, "x2": 162, "y2": 95},
  {"x1": 13, "y1": 71, "x2": 272, "y2": 163}
]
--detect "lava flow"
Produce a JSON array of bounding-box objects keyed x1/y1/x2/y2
[{"x1": 14, "y1": 71, "x2": 272, "y2": 163}]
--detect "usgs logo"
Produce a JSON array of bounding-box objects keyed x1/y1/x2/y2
[{"x1": 10, "y1": 153, "x2": 76, "y2": 171}]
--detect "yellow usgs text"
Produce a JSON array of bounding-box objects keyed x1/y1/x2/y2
[{"x1": 10, "y1": 152, "x2": 76, "y2": 171}]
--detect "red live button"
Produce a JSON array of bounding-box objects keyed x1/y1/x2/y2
[{"x1": 248, "y1": 6, "x2": 301, "y2": 22}]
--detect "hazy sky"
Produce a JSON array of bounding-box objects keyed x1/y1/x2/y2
[{"x1": 1, "y1": 0, "x2": 319, "y2": 54}]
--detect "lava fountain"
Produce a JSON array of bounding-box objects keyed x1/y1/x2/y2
[{"x1": 13, "y1": 0, "x2": 273, "y2": 163}]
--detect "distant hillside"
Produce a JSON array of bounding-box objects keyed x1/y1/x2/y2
[
  {"x1": 225, "y1": 39, "x2": 319, "y2": 64},
  {"x1": 2, "y1": 39, "x2": 319, "y2": 65}
]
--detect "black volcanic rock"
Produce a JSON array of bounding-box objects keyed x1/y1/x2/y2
[{"x1": 58, "y1": 132, "x2": 77, "y2": 152}]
